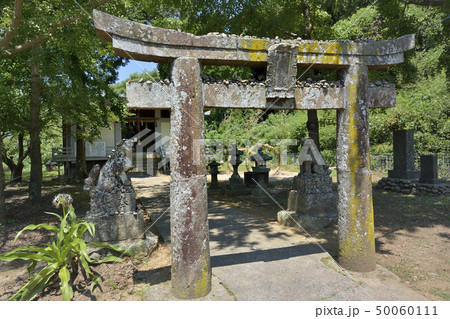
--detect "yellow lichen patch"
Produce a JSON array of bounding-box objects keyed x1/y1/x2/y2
[
  {"x1": 321, "y1": 55, "x2": 343, "y2": 65},
  {"x1": 324, "y1": 42, "x2": 344, "y2": 54},
  {"x1": 241, "y1": 39, "x2": 270, "y2": 51},
  {"x1": 241, "y1": 39, "x2": 270, "y2": 62},
  {"x1": 346, "y1": 43, "x2": 358, "y2": 54},
  {"x1": 249, "y1": 52, "x2": 267, "y2": 62},
  {"x1": 194, "y1": 250, "x2": 211, "y2": 298},
  {"x1": 297, "y1": 54, "x2": 343, "y2": 65}
]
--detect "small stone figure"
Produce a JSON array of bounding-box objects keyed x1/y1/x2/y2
[
  {"x1": 207, "y1": 159, "x2": 221, "y2": 189},
  {"x1": 297, "y1": 138, "x2": 329, "y2": 177}
]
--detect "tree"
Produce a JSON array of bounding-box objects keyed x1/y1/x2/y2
[
  {"x1": 0, "y1": 0, "x2": 113, "y2": 58},
  {"x1": 28, "y1": 47, "x2": 42, "y2": 205},
  {"x1": 0, "y1": 53, "x2": 31, "y2": 183},
  {"x1": 1, "y1": 0, "x2": 130, "y2": 205}
]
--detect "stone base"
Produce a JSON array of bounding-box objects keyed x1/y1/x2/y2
[
  {"x1": 87, "y1": 230, "x2": 159, "y2": 259},
  {"x1": 244, "y1": 171, "x2": 269, "y2": 188},
  {"x1": 388, "y1": 169, "x2": 420, "y2": 180},
  {"x1": 251, "y1": 188, "x2": 272, "y2": 205},
  {"x1": 419, "y1": 177, "x2": 441, "y2": 184},
  {"x1": 84, "y1": 212, "x2": 145, "y2": 242},
  {"x1": 226, "y1": 183, "x2": 251, "y2": 196},
  {"x1": 251, "y1": 195, "x2": 272, "y2": 205},
  {"x1": 287, "y1": 190, "x2": 337, "y2": 217},
  {"x1": 277, "y1": 210, "x2": 337, "y2": 229},
  {"x1": 377, "y1": 177, "x2": 450, "y2": 195}
]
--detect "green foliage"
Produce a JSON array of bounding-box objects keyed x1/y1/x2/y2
[
  {"x1": 387, "y1": 72, "x2": 449, "y2": 153},
  {"x1": 0, "y1": 194, "x2": 127, "y2": 301},
  {"x1": 205, "y1": 109, "x2": 341, "y2": 165},
  {"x1": 111, "y1": 69, "x2": 160, "y2": 96},
  {"x1": 369, "y1": 72, "x2": 449, "y2": 155}
]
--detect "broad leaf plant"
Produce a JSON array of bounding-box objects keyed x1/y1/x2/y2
[{"x1": 0, "y1": 194, "x2": 128, "y2": 301}]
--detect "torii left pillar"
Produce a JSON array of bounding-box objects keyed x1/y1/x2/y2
[{"x1": 170, "y1": 57, "x2": 212, "y2": 298}]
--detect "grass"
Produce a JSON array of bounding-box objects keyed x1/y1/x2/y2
[
  {"x1": 3, "y1": 165, "x2": 60, "y2": 184},
  {"x1": 430, "y1": 288, "x2": 450, "y2": 300},
  {"x1": 385, "y1": 264, "x2": 425, "y2": 284}
]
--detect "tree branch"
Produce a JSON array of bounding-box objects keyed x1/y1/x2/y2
[
  {"x1": 4, "y1": 15, "x2": 82, "y2": 57},
  {"x1": 1, "y1": 0, "x2": 111, "y2": 58},
  {"x1": 0, "y1": 0, "x2": 24, "y2": 51},
  {"x1": 0, "y1": 116, "x2": 29, "y2": 131}
]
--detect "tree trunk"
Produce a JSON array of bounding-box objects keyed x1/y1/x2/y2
[
  {"x1": 301, "y1": 1, "x2": 320, "y2": 151},
  {"x1": 62, "y1": 122, "x2": 71, "y2": 176},
  {"x1": 2, "y1": 133, "x2": 28, "y2": 183},
  {"x1": 3, "y1": 157, "x2": 24, "y2": 183},
  {"x1": 75, "y1": 125, "x2": 87, "y2": 182},
  {"x1": 29, "y1": 48, "x2": 42, "y2": 206},
  {"x1": 15, "y1": 133, "x2": 25, "y2": 182},
  {"x1": 307, "y1": 110, "x2": 320, "y2": 151},
  {"x1": 0, "y1": 134, "x2": 6, "y2": 225}
]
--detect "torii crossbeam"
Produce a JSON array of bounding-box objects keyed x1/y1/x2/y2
[{"x1": 93, "y1": 10, "x2": 415, "y2": 299}]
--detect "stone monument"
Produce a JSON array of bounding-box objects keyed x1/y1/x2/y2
[
  {"x1": 278, "y1": 138, "x2": 337, "y2": 229},
  {"x1": 378, "y1": 154, "x2": 448, "y2": 195},
  {"x1": 207, "y1": 159, "x2": 221, "y2": 189},
  {"x1": 419, "y1": 154, "x2": 440, "y2": 184},
  {"x1": 84, "y1": 139, "x2": 158, "y2": 257},
  {"x1": 388, "y1": 129, "x2": 419, "y2": 180},
  {"x1": 250, "y1": 147, "x2": 272, "y2": 205}
]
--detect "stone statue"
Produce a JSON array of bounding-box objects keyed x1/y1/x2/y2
[
  {"x1": 84, "y1": 139, "x2": 135, "y2": 217},
  {"x1": 83, "y1": 139, "x2": 159, "y2": 257}
]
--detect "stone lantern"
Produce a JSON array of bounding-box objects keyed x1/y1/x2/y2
[{"x1": 207, "y1": 159, "x2": 221, "y2": 189}]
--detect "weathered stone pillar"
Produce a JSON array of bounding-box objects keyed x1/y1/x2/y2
[
  {"x1": 336, "y1": 64, "x2": 376, "y2": 272},
  {"x1": 170, "y1": 57, "x2": 211, "y2": 298}
]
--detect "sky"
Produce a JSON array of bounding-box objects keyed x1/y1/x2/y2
[{"x1": 116, "y1": 59, "x2": 157, "y2": 84}]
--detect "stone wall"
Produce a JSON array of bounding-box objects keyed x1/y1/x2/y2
[{"x1": 377, "y1": 177, "x2": 450, "y2": 195}]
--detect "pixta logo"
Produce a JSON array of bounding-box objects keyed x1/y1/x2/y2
[{"x1": 128, "y1": 128, "x2": 171, "y2": 176}]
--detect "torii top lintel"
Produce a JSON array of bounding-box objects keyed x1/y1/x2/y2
[{"x1": 93, "y1": 10, "x2": 414, "y2": 70}]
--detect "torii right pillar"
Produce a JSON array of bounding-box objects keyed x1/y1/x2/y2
[{"x1": 337, "y1": 63, "x2": 376, "y2": 272}]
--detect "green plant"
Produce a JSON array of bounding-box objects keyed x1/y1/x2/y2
[{"x1": 0, "y1": 194, "x2": 128, "y2": 301}]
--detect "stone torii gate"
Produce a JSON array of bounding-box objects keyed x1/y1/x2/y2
[{"x1": 93, "y1": 10, "x2": 415, "y2": 299}]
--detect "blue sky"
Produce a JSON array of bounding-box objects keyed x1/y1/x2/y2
[{"x1": 116, "y1": 60, "x2": 157, "y2": 83}]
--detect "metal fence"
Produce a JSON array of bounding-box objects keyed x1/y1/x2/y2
[
  {"x1": 276, "y1": 152, "x2": 450, "y2": 178},
  {"x1": 370, "y1": 153, "x2": 450, "y2": 177}
]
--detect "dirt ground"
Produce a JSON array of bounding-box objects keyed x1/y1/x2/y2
[
  {"x1": 209, "y1": 170, "x2": 450, "y2": 301},
  {"x1": 0, "y1": 171, "x2": 449, "y2": 301}
]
